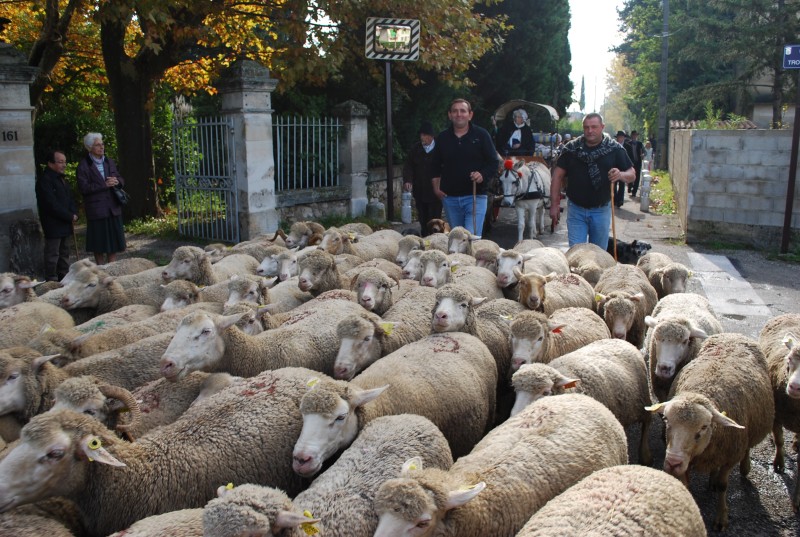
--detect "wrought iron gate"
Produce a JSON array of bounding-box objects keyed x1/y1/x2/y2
[{"x1": 172, "y1": 116, "x2": 239, "y2": 243}]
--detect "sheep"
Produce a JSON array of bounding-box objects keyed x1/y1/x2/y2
[
  {"x1": 349, "y1": 267, "x2": 400, "y2": 315},
  {"x1": 0, "y1": 272, "x2": 41, "y2": 308},
  {"x1": 160, "y1": 295, "x2": 368, "y2": 380},
  {"x1": 61, "y1": 257, "x2": 158, "y2": 285},
  {"x1": 209, "y1": 237, "x2": 288, "y2": 264},
  {"x1": 759, "y1": 313, "x2": 800, "y2": 510},
  {"x1": 565, "y1": 242, "x2": 616, "y2": 287},
  {"x1": 514, "y1": 268, "x2": 595, "y2": 314},
  {"x1": 508, "y1": 308, "x2": 611, "y2": 370},
  {"x1": 271, "y1": 220, "x2": 325, "y2": 248},
  {"x1": 339, "y1": 221, "x2": 374, "y2": 236},
  {"x1": 426, "y1": 218, "x2": 450, "y2": 235},
  {"x1": 254, "y1": 244, "x2": 290, "y2": 277},
  {"x1": 424, "y1": 231, "x2": 450, "y2": 253},
  {"x1": 510, "y1": 338, "x2": 652, "y2": 465},
  {"x1": 647, "y1": 333, "x2": 774, "y2": 531},
  {"x1": 396, "y1": 234, "x2": 426, "y2": 266},
  {"x1": 60, "y1": 269, "x2": 173, "y2": 313},
  {"x1": 220, "y1": 301, "x2": 267, "y2": 336},
  {"x1": 644, "y1": 293, "x2": 723, "y2": 402},
  {"x1": 160, "y1": 245, "x2": 259, "y2": 286},
  {"x1": 107, "y1": 507, "x2": 205, "y2": 537},
  {"x1": 400, "y1": 249, "x2": 425, "y2": 280},
  {"x1": 317, "y1": 227, "x2": 402, "y2": 262},
  {"x1": 334, "y1": 285, "x2": 438, "y2": 380},
  {"x1": 50, "y1": 376, "x2": 142, "y2": 439},
  {"x1": 343, "y1": 257, "x2": 405, "y2": 285},
  {"x1": 292, "y1": 331, "x2": 497, "y2": 476},
  {"x1": 472, "y1": 242, "x2": 501, "y2": 273},
  {"x1": 512, "y1": 238, "x2": 544, "y2": 252},
  {"x1": 637, "y1": 251, "x2": 692, "y2": 298},
  {"x1": 445, "y1": 226, "x2": 478, "y2": 254},
  {"x1": 114, "y1": 265, "x2": 170, "y2": 290},
  {"x1": 0, "y1": 367, "x2": 320, "y2": 536},
  {"x1": 273, "y1": 246, "x2": 318, "y2": 282},
  {"x1": 594, "y1": 263, "x2": 658, "y2": 348},
  {"x1": 495, "y1": 247, "x2": 570, "y2": 295},
  {"x1": 257, "y1": 276, "x2": 314, "y2": 314},
  {"x1": 372, "y1": 393, "x2": 628, "y2": 537},
  {"x1": 516, "y1": 465, "x2": 706, "y2": 536},
  {"x1": 296, "y1": 249, "x2": 350, "y2": 297},
  {"x1": 417, "y1": 249, "x2": 503, "y2": 299},
  {"x1": 0, "y1": 498, "x2": 85, "y2": 537},
  {"x1": 0, "y1": 302, "x2": 74, "y2": 349}
]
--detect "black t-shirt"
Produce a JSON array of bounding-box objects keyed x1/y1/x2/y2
[{"x1": 556, "y1": 141, "x2": 632, "y2": 209}]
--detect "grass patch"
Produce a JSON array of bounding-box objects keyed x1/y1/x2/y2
[
  {"x1": 648, "y1": 170, "x2": 676, "y2": 215},
  {"x1": 126, "y1": 211, "x2": 182, "y2": 239}
]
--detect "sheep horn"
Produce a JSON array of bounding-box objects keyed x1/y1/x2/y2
[
  {"x1": 270, "y1": 228, "x2": 288, "y2": 242},
  {"x1": 98, "y1": 384, "x2": 141, "y2": 437}
]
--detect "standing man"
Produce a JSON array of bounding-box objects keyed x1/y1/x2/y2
[
  {"x1": 626, "y1": 130, "x2": 645, "y2": 198},
  {"x1": 613, "y1": 130, "x2": 629, "y2": 208},
  {"x1": 35, "y1": 150, "x2": 78, "y2": 282},
  {"x1": 432, "y1": 98, "x2": 499, "y2": 237},
  {"x1": 403, "y1": 121, "x2": 442, "y2": 236},
  {"x1": 549, "y1": 113, "x2": 635, "y2": 249}
]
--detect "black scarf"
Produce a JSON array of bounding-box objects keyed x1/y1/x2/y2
[{"x1": 563, "y1": 134, "x2": 619, "y2": 190}]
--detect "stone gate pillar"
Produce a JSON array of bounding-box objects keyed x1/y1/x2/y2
[
  {"x1": 334, "y1": 100, "x2": 370, "y2": 217},
  {"x1": 0, "y1": 44, "x2": 42, "y2": 275},
  {"x1": 217, "y1": 60, "x2": 279, "y2": 240}
]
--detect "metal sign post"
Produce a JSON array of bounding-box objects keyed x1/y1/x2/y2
[
  {"x1": 781, "y1": 44, "x2": 800, "y2": 254},
  {"x1": 366, "y1": 17, "x2": 420, "y2": 222}
]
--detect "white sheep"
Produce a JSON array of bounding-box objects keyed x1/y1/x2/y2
[
  {"x1": 417, "y1": 249, "x2": 503, "y2": 299},
  {"x1": 636, "y1": 251, "x2": 692, "y2": 298},
  {"x1": 349, "y1": 266, "x2": 401, "y2": 315},
  {"x1": 292, "y1": 331, "x2": 497, "y2": 476},
  {"x1": 759, "y1": 313, "x2": 800, "y2": 510},
  {"x1": 160, "y1": 245, "x2": 259, "y2": 285},
  {"x1": 60, "y1": 269, "x2": 171, "y2": 313},
  {"x1": 594, "y1": 263, "x2": 658, "y2": 348},
  {"x1": 495, "y1": 247, "x2": 569, "y2": 299},
  {"x1": 339, "y1": 222, "x2": 374, "y2": 236},
  {"x1": 0, "y1": 272, "x2": 42, "y2": 308},
  {"x1": 334, "y1": 285, "x2": 438, "y2": 380},
  {"x1": 511, "y1": 238, "x2": 544, "y2": 252},
  {"x1": 508, "y1": 308, "x2": 611, "y2": 370},
  {"x1": 61, "y1": 257, "x2": 158, "y2": 285},
  {"x1": 395, "y1": 234, "x2": 426, "y2": 266},
  {"x1": 644, "y1": 293, "x2": 723, "y2": 402},
  {"x1": 50, "y1": 376, "x2": 142, "y2": 439},
  {"x1": 0, "y1": 367, "x2": 319, "y2": 536},
  {"x1": 516, "y1": 465, "x2": 706, "y2": 536},
  {"x1": 446, "y1": 226, "x2": 488, "y2": 255},
  {"x1": 272, "y1": 220, "x2": 325, "y2": 248},
  {"x1": 254, "y1": 244, "x2": 290, "y2": 277},
  {"x1": 565, "y1": 242, "x2": 616, "y2": 287},
  {"x1": 317, "y1": 227, "x2": 402, "y2": 262},
  {"x1": 372, "y1": 393, "x2": 628, "y2": 537},
  {"x1": 647, "y1": 333, "x2": 775, "y2": 531},
  {"x1": 400, "y1": 249, "x2": 425, "y2": 280},
  {"x1": 510, "y1": 338, "x2": 652, "y2": 465},
  {"x1": 472, "y1": 242, "x2": 501, "y2": 273},
  {"x1": 514, "y1": 268, "x2": 595, "y2": 314},
  {"x1": 0, "y1": 302, "x2": 74, "y2": 349},
  {"x1": 0, "y1": 498, "x2": 84, "y2": 537},
  {"x1": 296, "y1": 249, "x2": 350, "y2": 296},
  {"x1": 160, "y1": 294, "x2": 368, "y2": 380}
]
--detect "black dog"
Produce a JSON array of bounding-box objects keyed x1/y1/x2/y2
[{"x1": 607, "y1": 238, "x2": 652, "y2": 264}]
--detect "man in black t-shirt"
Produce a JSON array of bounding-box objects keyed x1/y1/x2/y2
[
  {"x1": 549, "y1": 113, "x2": 634, "y2": 248},
  {"x1": 626, "y1": 130, "x2": 645, "y2": 197}
]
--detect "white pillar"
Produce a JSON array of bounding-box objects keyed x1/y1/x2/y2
[{"x1": 333, "y1": 100, "x2": 370, "y2": 217}]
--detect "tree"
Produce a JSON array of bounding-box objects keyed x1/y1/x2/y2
[{"x1": 579, "y1": 75, "x2": 585, "y2": 112}]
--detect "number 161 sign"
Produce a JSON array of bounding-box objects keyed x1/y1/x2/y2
[{"x1": 365, "y1": 18, "x2": 420, "y2": 61}]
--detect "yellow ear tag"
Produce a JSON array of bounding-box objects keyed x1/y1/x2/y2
[
  {"x1": 424, "y1": 240, "x2": 431, "y2": 248},
  {"x1": 408, "y1": 461, "x2": 418, "y2": 471},
  {"x1": 594, "y1": 293, "x2": 603, "y2": 302},
  {"x1": 500, "y1": 314, "x2": 514, "y2": 321},
  {"x1": 348, "y1": 232, "x2": 356, "y2": 240},
  {"x1": 459, "y1": 483, "x2": 481, "y2": 491},
  {"x1": 644, "y1": 403, "x2": 665, "y2": 412},
  {"x1": 306, "y1": 377, "x2": 319, "y2": 388},
  {"x1": 450, "y1": 265, "x2": 458, "y2": 273},
  {"x1": 225, "y1": 482, "x2": 234, "y2": 490},
  {"x1": 688, "y1": 271, "x2": 693, "y2": 278},
  {"x1": 784, "y1": 335, "x2": 795, "y2": 345},
  {"x1": 302, "y1": 510, "x2": 320, "y2": 535},
  {"x1": 86, "y1": 437, "x2": 102, "y2": 462},
  {"x1": 380, "y1": 322, "x2": 394, "y2": 336},
  {"x1": 721, "y1": 410, "x2": 728, "y2": 417}
]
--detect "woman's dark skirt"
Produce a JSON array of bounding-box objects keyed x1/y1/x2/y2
[{"x1": 85, "y1": 215, "x2": 126, "y2": 254}]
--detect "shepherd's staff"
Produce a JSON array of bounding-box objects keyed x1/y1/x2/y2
[
  {"x1": 610, "y1": 181, "x2": 618, "y2": 261},
  {"x1": 72, "y1": 224, "x2": 80, "y2": 261},
  {"x1": 472, "y1": 179, "x2": 477, "y2": 236}
]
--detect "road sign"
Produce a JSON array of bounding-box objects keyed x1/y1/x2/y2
[
  {"x1": 784, "y1": 44, "x2": 800, "y2": 69},
  {"x1": 365, "y1": 18, "x2": 420, "y2": 61}
]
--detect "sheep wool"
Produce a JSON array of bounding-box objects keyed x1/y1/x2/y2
[
  {"x1": 565, "y1": 242, "x2": 616, "y2": 287},
  {"x1": 373, "y1": 393, "x2": 628, "y2": 537},
  {"x1": 636, "y1": 251, "x2": 692, "y2": 298},
  {"x1": 516, "y1": 465, "x2": 706, "y2": 537},
  {"x1": 594, "y1": 263, "x2": 658, "y2": 348},
  {"x1": 0, "y1": 302, "x2": 74, "y2": 349}
]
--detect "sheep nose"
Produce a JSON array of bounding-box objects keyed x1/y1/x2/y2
[
  {"x1": 613, "y1": 331, "x2": 626, "y2": 339},
  {"x1": 279, "y1": 273, "x2": 289, "y2": 281},
  {"x1": 497, "y1": 275, "x2": 508, "y2": 286},
  {"x1": 422, "y1": 276, "x2": 434, "y2": 286},
  {"x1": 511, "y1": 357, "x2": 526, "y2": 370},
  {"x1": 435, "y1": 311, "x2": 448, "y2": 321},
  {"x1": 334, "y1": 365, "x2": 352, "y2": 380},
  {"x1": 60, "y1": 296, "x2": 71, "y2": 307},
  {"x1": 161, "y1": 270, "x2": 171, "y2": 281},
  {"x1": 160, "y1": 359, "x2": 178, "y2": 380},
  {"x1": 657, "y1": 364, "x2": 673, "y2": 378},
  {"x1": 256, "y1": 268, "x2": 265, "y2": 276}
]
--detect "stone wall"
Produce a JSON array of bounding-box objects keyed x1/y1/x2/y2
[{"x1": 669, "y1": 129, "x2": 800, "y2": 247}]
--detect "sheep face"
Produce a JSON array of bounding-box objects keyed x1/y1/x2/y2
[
  {"x1": 51, "y1": 381, "x2": 108, "y2": 423},
  {"x1": 317, "y1": 229, "x2": 347, "y2": 255},
  {"x1": 396, "y1": 237, "x2": 423, "y2": 266},
  {"x1": 419, "y1": 252, "x2": 451, "y2": 288},
  {"x1": 226, "y1": 279, "x2": 267, "y2": 307},
  {"x1": 658, "y1": 265, "x2": 689, "y2": 295},
  {"x1": 516, "y1": 272, "x2": 546, "y2": 310},
  {"x1": 401, "y1": 251, "x2": 424, "y2": 280},
  {"x1": 203, "y1": 484, "x2": 313, "y2": 536},
  {"x1": 431, "y1": 295, "x2": 472, "y2": 333},
  {"x1": 510, "y1": 332, "x2": 545, "y2": 370},
  {"x1": 160, "y1": 281, "x2": 200, "y2": 311},
  {"x1": 160, "y1": 312, "x2": 236, "y2": 381},
  {"x1": 510, "y1": 364, "x2": 579, "y2": 416},
  {"x1": 447, "y1": 229, "x2": 476, "y2": 255},
  {"x1": 334, "y1": 322, "x2": 381, "y2": 380},
  {"x1": 161, "y1": 246, "x2": 207, "y2": 283},
  {"x1": 0, "y1": 354, "x2": 27, "y2": 415},
  {"x1": 354, "y1": 276, "x2": 392, "y2": 312},
  {"x1": 784, "y1": 336, "x2": 800, "y2": 398},
  {"x1": 276, "y1": 252, "x2": 299, "y2": 282},
  {"x1": 61, "y1": 259, "x2": 96, "y2": 285},
  {"x1": 284, "y1": 223, "x2": 311, "y2": 249},
  {"x1": 60, "y1": 270, "x2": 111, "y2": 309},
  {"x1": 0, "y1": 274, "x2": 36, "y2": 309},
  {"x1": 647, "y1": 317, "x2": 708, "y2": 381},
  {"x1": 256, "y1": 254, "x2": 280, "y2": 277},
  {"x1": 651, "y1": 396, "x2": 743, "y2": 483},
  {"x1": 0, "y1": 410, "x2": 125, "y2": 513},
  {"x1": 496, "y1": 251, "x2": 530, "y2": 288},
  {"x1": 297, "y1": 250, "x2": 336, "y2": 293},
  {"x1": 598, "y1": 294, "x2": 638, "y2": 339}
]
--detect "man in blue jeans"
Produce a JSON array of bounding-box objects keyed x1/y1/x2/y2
[
  {"x1": 549, "y1": 113, "x2": 634, "y2": 248},
  {"x1": 431, "y1": 98, "x2": 499, "y2": 237}
]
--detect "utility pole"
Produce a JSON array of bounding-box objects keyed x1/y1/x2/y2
[{"x1": 656, "y1": 0, "x2": 669, "y2": 170}]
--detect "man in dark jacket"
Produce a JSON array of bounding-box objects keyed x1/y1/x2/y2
[
  {"x1": 403, "y1": 121, "x2": 442, "y2": 235},
  {"x1": 35, "y1": 150, "x2": 78, "y2": 281},
  {"x1": 626, "y1": 130, "x2": 645, "y2": 198}
]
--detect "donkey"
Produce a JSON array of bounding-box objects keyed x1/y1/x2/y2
[{"x1": 497, "y1": 158, "x2": 552, "y2": 243}]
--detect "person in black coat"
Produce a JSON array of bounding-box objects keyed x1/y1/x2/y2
[
  {"x1": 403, "y1": 121, "x2": 442, "y2": 235},
  {"x1": 495, "y1": 109, "x2": 535, "y2": 156},
  {"x1": 76, "y1": 132, "x2": 126, "y2": 264},
  {"x1": 35, "y1": 150, "x2": 78, "y2": 281}
]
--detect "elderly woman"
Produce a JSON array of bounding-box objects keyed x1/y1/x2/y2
[
  {"x1": 76, "y1": 132, "x2": 126, "y2": 264},
  {"x1": 496, "y1": 108, "x2": 535, "y2": 156}
]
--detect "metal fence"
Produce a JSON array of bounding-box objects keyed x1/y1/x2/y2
[
  {"x1": 172, "y1": 116, "x2": 239, "y2": 243},
  {"x1": 273, "y1": 115, "x2": 341, "y2": 191}
]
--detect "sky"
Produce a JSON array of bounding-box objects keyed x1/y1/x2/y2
[{"x1": 567, "y1": 0, "x2": 626, "y2": 113}]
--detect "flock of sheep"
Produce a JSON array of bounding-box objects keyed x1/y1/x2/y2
[{"x1": 0, "y1": 219, "x2": 798, "y2": 536}]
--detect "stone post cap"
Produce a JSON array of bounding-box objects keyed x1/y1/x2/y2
[
  {"x1": 333, "y1": 100, "x2": 370, "y2": 119},
  {"x1": 216, "y1": 59, "x2": 277, "y2": 93}
]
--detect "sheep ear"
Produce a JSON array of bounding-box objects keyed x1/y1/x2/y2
[
  {"x1": 400, "y1": 456, "x2": 423, "y2": 476},
  {"x1": 547, "y1": 321, "x2": 566, "y2": 334},
  {"x1": 644, "y1": 316, "x2": 658, "y2": 328},
  {"x1": 217, "y1": 312, "x2": 247, "y2": 330},
  {"x1": 595, "y1": 293, "x2": 607, "y2": 306},
  {"x1": 645, "y1": 402, "x2": 667, "y2": 414},
  {"x1": 556, "y1": 377, "x2": 581, "y2": 389},
  {"x1": 471, "y1": 297, "x2": 487, "y2": 307},
  {"x1": 216, "y1": 483, "x2": 235, "y2": 498},
  {"x1": 688, "y1": 324, "x2": 709, "y2": 340},
  {"x1": 32, "y1": 354, "x2": 58, "y2": 372},
  {"x1": 101, "y1": 276, "x2": 115, "y2": 287},
  {"x1": 275, "y1": 510, "x2": 320, "y2": 530},
  {"x1": 784, "y1": 334, "x2": 797, "y2": 350},
  {"x1": 512, "y1": 267, "x2": 524, "y2": 279},
  {"x1": 543, "y1": 272, "x2": 558, "y2": 282},
  {"x1": 349, "y1": 385, "x2": 389, "y2": 408},
  {"x1": 629, "y1": 292, "x2": 645, "y2": 302},
  {"x1": 444, "y1": 482, "x2": 486, "y2": 510},
  {"x1": 521, "y1": 253, "x2": 534, "y2": 262},
  {"x1": 711, "y1": 409, "x2": 744, "y2": 429},
  {"x1": 80, "y1": 436, "x2": 126, "y2": 467},
  {"x1": 38, "y1": 323, "x2": 54, "y2": 336}
]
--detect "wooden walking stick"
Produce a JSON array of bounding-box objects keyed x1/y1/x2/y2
[
  {"x1": 610, "y1": 181, "x2": 618, "y2": 261},
  {"x1": 472, "y1": 179, "x2": 478, "y2": 236},
  {"x1": 72, "y1": 225, "x2": 80, "y2": 261}
]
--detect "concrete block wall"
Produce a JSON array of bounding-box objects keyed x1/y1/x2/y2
[{"x1": 670, "y1": 129, "x2": 800, "y2": 247}]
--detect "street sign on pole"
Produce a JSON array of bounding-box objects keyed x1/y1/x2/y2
[
  {"x1": 781, "y1": 44, "x2": 800, "y2": 254},
  {"x1": 366, "y1": 18, "x2": 420, "y2": 61},
  {"x1": 783, "y1": 45, "x2": 800, "y2": 69}
]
